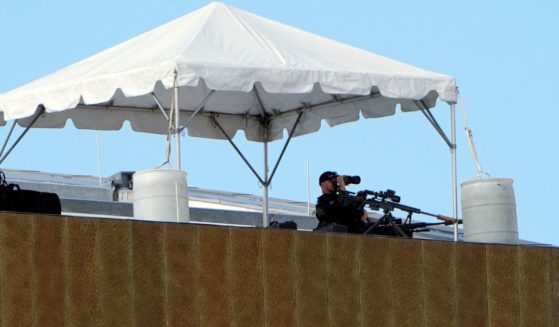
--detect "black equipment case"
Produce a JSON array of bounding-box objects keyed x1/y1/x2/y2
[{"x1": 0, "y1": 172, "x2": 61, "y2": 215}]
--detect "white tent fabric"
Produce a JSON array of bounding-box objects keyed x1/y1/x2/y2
[{"x1": 0, "y1": 2, "x2": 457, "y2": 142}]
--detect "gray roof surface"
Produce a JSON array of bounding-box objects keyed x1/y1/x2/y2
[{"x1": 1, "y1": 168, "x2": 549, "y2": 246}]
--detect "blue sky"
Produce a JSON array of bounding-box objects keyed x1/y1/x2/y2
[{"x1": 1, "y1": 1, "x2": 558, "y2": 245}]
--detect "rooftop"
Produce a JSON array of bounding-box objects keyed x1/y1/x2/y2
[{"x1": 1, "y1": 168, "x2": 547, "y2": 245}]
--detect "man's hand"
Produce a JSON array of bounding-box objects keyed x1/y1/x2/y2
[
  {"x1": 360, "y1": 210, "x2": 368, "y2": 222},
  {"x1": 336, "y1": 175, "x2": 346, "y2": 191}
]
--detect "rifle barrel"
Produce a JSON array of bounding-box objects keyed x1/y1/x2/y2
[{"x1": 398, "y1": 222, "x2": 446, "y2": 229}]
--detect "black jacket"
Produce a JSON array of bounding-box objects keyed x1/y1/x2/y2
[{"x1": 315, "y1": 191, "x2": 365, "y2": 233}]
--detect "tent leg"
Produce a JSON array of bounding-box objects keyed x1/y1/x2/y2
[
  {"x1": 212, "y1": 115, "x2": 267, "y2": 223},
  {"x1": 174, "y1": 74, "x2": 181, "y2": 171},
  {"x1": 450, "y1": 103, "x2": 458, "y2": 241},
  {"x1": 262, "y1": 111, "x2": 303, "y2": 226},
  {"x1": 212, "y1": 115, "x2": 268, "y2": 227},
  {"x1": 263, "y1": 140, "x2": 269, "y2": 227},
  {"x1": 418, "y1": 101, "x2": 459, "y2": 241},
  {"x1": 211, "y1": 113, "x2": 303, "y2": 227}
]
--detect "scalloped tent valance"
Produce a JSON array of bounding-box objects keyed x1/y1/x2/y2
[{"x1": 0, "y1": 2, "x2": 457, "y2": 142}]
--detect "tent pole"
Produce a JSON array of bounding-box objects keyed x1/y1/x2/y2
[
  {"x1": 174, "y1": 73, "x2": 181, "y2": 171},
  {"x1": 0, "y1": 107, "x2": 45, "y2": 166},
  {"x1": 177, "y1": 90, "x2": 215, "y2": 133},
  {"x1": 211, "y1": 113, "x2": 301, "y2": 227},
  {"x1": 262, "y1": 117, "x2": 270, "y2": 227},
  {"x1": 450, "y1": 103, "x2": 458, "y2": 241},
  {"x1": 151, "y1": 93, "x2": 170, "y2": 121},
  {"x1": 254, "y1": 87, "x2": 270, "y2": 227},
  {"x1": 263, "y1": 112, "x2": 302, "y2": 226},
  {"x1": 418, "y1": 101, "x2": 459, "y2": 241},
  {"x1": 0, "y1": 120, "x2": 17, "y2": 158},
  {"x1": 211, "y1": 116, "x2": 265, "y2": 185},
  {"x1": 263, "y1": 139, "x2": 269, "y2": 227},
  {"x1": 267, "y1": 111, "x2": 303, "y2": 183},
  {"x1": 420, "y1": 108, "x2": 452, "y2": 148}
]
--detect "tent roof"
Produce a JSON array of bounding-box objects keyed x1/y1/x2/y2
[{"x1": 0, "y1": 2, "x2": 457, "y2": 142}]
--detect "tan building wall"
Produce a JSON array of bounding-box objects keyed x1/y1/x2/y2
[{"x1": 0, "y1": 212, "x2": 557, "y2": 326}]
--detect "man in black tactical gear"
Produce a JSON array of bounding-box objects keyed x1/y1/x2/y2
[{"x1": 315, "y1": 171, "x2": 368, "y2": 233}]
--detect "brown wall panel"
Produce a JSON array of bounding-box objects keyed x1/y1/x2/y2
[
  {"x1": 33, "y1": 215, "x2": 66, "y2": 326},
  {"x1": 262, "y1": 229, "x2": 296, "y2": 327},
  {"x1": 198, "y1": 225, "x2": 231, "y2": 326},
  {"x1": 230, "y1": 228, "x2": 264, "y2": 327},
  {"x1": 360, "y1": 237, "x2": 392, "y2": 326},
  {"x1": 66, "y1": 217, "x2": 101, "y2": 327},
  {"x1": 295, "y1": 231, "x2": 328, "y2": 327},
  {"x1": 164, "y1": 223, "x2": 199, "y2": 327},
  {"x1": 423, "y1": 240, "x2": 457, "y2": 327},
  {"x1": 98, "y1": 219, "x2": 134, "y2": 327},
  {"x1": 0, "y1": 213, "x2": 34, "y2": 327},
  {"x1": 487, "y1": 244, "x2": 519, "y2": 327},
  {"x1": 391, "y1": 238, "x2": 425, "y2": 327},
  {"x1": 1, "y1": 213, "x2": 558, "y2": 327},
  {"x1": 327, "y1": 233, "x2": 361, "y2": 327},
  {"x1": 519, "y1": 246, "x2": 552, "y2": 326},
  {"x1": 552, "y1": 248, "x2": 559, "y2": 327},
  {"x1": 132, "y1": 221, "x2": 166, "y2": 327},
  {"x1": 456, "y1": 242, "x2": 488, "y2": 327}
]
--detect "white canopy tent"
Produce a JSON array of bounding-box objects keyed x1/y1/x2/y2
[{"x1": 0, "y1": 2, "x2": 459, "y2": 235}]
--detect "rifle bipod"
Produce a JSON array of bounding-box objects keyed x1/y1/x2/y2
[
  {"x1": 363, "y1": 211, "x2": 412, "y2": 238},
  {"x1": 362, "y1": 211, "x2": 449, "y2": 238}
]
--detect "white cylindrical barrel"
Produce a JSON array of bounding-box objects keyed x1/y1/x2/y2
[
  {"x1": 461, "y1": 178, "x2": 518, "y2": 244},
  {"x1": 133, "y1": 169, "x2": 190, "y2": 222}
]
